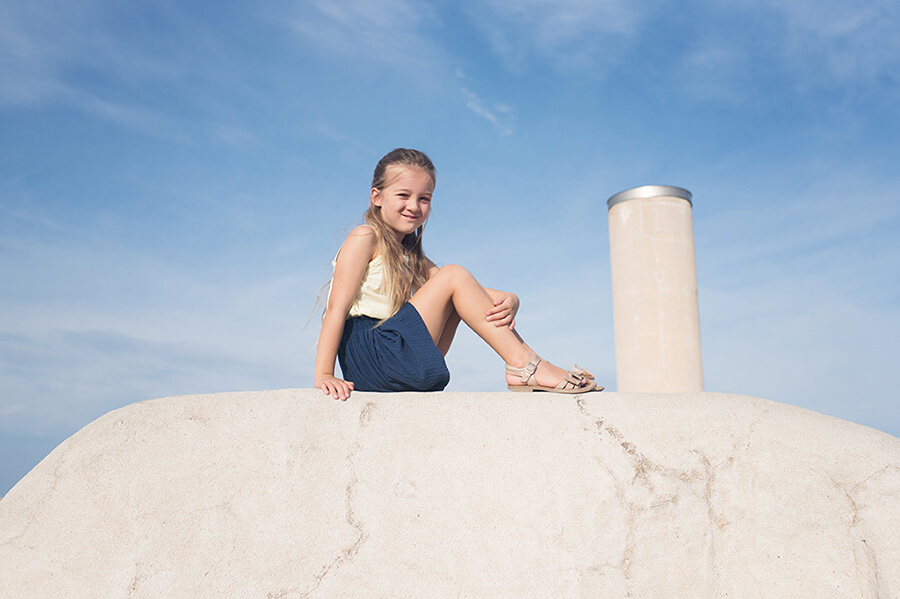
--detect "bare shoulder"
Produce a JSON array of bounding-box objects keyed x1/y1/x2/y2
[
  {"x1": 337, "y1": 225, "x2": 377, "y2": 265},
  {"x1": 348, "y1": 224, "x2": 376, "y2": 240}
]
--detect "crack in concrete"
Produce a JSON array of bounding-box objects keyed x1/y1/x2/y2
[
  {"x1": 127, "y1": 565, "x2": 149, "y2": 598},
  {"x1": 297, "y1": 402, "x2": 376, "y2": 599},
  {"x1": 698, "y1": 453, "x2": 724, "y2": 595},
  {"x1": 854, "y1": 465, "x2": 895, "y2": 490},
  {"x1": 577, "y1": 399, "x2": 726, "y2": 595},
  {"x1": 577, "y1": 399, "x2": 705, "y2": 488},
  {"x1": 832, "y1": 471, "x2": 892, "y2": 598},
  {"x1": 861, "y1": 539, "x2": 885, "y2": 599},
  {"x1": 576, "y1": 398, "x2": 648, "y2": 597}
]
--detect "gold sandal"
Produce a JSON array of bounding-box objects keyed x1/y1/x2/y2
[{"x1": 506, "y1": 355, "x2": 600, "y2": 394}]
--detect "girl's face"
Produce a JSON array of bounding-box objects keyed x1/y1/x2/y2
[{"x1": 371, "y1": 166, "x2": 434, "y2": 241}]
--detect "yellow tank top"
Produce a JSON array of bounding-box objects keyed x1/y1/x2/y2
[{"x1": 330, "y1": 254, "x2": 394, "y2": 320}]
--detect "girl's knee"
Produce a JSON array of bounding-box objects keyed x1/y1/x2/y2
[{"x1": 435, "y1": 264, "x2": 470, "y2": 281}]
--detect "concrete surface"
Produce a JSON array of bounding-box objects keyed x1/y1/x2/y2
[{"x1": 1, "y1": 389, "x2": 898, "y2": 598}]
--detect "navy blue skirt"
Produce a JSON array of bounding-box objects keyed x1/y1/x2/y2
[{"x1": 338, "y1": 303, "x2": 450, "y2": 392}]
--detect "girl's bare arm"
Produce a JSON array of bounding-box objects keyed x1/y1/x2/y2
[{"x1": 314, "y1": 226, "x2": 377, "y2": 400}]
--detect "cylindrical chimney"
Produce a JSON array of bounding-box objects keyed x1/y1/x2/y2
[{"x1": 607, "y1": 185, "x2": 703, "y2": 392}]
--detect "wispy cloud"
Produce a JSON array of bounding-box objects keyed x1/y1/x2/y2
[
  {"x1": 459, "y1": 0, "x2": 899, "y2": 107},
  {"x1": 0, "y1": 328, "x2": 289, "y2": 435},
  {"x1": 731, "y1": 0, "x2": 900, "y2": 85},
  {"x1": 461, "y1": 0, "x2": 647, "y2": 72},
  {"x1": 690, "y1": 164, "x2": 900, "y2": 430},
  {"x1": 0, "y1": 0, "x2": 251, "y2": 142},
  {"x1": 675, "y1": 0, "x2": 900, "y2": 105},
  {"x1": 461, "y1": 88, "x2": 514, "y2": 136},
  {"x1": 0, "y1": 231, "x2": 315, "y2": 436},
  {"x1": 283, "y1": 0, "x2": 443, "y2": 71},
  {"x1": 0, "y1": 1, "x2": 95, "y2": 106}
]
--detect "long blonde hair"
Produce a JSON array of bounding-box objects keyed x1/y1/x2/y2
[{"x1": 365, "y1": 148, "x2": 435, "y2": 319}]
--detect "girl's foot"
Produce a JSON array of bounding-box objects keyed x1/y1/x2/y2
[{"x1": 505, "y1": 355, "x2": 597, "y2": 394}]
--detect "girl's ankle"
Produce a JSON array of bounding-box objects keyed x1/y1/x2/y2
[{"x1": 506, "y1": 352, "x2": 537, "y2": 370}]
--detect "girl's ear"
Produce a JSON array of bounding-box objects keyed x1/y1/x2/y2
[{"x1": 370, "y1": 188, "x2": 381, "y2": 207}]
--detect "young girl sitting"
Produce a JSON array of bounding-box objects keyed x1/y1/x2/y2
[{"x1": 314, "y1": 148, "x2": 599, "y2": 400}]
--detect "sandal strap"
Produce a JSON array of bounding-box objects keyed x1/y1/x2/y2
[
  {"x1": 556, "y1": 368, "x2": 590, "y2": 390},
  {"x1": 505, "y1": 354, "x2": 542, "y2": 384},
  {"x1": 571, "y1": 365, "x2": 595, "y2": 381}
]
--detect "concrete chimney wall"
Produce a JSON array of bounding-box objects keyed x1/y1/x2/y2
[{"x1": 607, "y1": 185, "x2": 703, "y2": 392}]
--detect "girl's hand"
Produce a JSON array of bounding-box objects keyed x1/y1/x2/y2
[
  {"x1": 486, "y1": 293, "x2": 519, "y2": 329},
  {"x1": 316, "y1": 374, "x2": 355, "y2": 401}
]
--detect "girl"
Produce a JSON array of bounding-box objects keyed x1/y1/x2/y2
[{"x1": 315, "y1": 148, "x2": 598, "y2": 400}]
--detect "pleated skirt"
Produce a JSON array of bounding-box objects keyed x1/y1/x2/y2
[{"x1": 338, "y1": 303, "x2": 450, "y2": 392}]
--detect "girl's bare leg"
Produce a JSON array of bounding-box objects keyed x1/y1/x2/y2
[
  {"x1": 410, "y1": 265, "x2": 576, "y2": 388},
  {"x1": 436, "y1": 308, "x2": 461, "y2": 356}
]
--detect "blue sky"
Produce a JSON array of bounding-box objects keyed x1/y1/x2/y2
[{"x1": 2, "y1": 0, "x2": 899, "y2": 496}]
